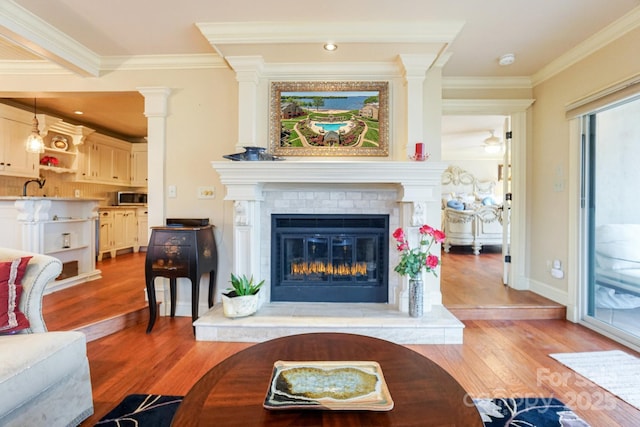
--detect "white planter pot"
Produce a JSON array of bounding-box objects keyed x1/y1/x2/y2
[{"x1": 221, "y1": 293, "x2": 259, "y2": 318}]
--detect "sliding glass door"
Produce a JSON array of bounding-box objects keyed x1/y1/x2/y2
[{"x1": 583, "y1": 96, "x2": 640, "y2": 342}]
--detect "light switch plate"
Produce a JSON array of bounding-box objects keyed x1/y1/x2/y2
[{"x1": 168, "y1": 185, "x2": 177, "y2": 198}]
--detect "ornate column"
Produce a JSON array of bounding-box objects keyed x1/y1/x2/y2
[
  {"x1": 138, "y1": 86, "x2": 171, "y2": 231},
  {"x1": 226, "y1": 183, "x2": 265, "y2": 306},
  {"x1": 399, "y1": 54, "x2": 437, "y2": 159},
  {"x1": 396, "y1": 180, "x2": 444, "y2": 313},
  {"x1": 225, "y1": 56, "x2": 265, "y2": 151},
  {"x1": 138, "y1": 86, "x2": 171, "y2": 313}
]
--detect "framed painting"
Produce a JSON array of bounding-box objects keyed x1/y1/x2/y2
[{"x1": 270, "y1": 81, "x2": 389, "y2": 157}]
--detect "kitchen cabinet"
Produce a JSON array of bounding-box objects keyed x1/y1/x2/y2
[
  {"x1": 98, "y1": 207, "x2": 144, "y2": 261},
  {"x1": 137, "y1": 207, "x2": 149, "y2": 249},
  {"x1": 78, "y1": 134, "x2": 132, "y2": 185},
  {"x1": 0, "y1": 197, "x2": 100, "y2": 292},
  {"x1": 97, "y1": 210, "x2": 113, "y2": 261},
  {"x1": 0, "y1": 105, "x2": 39, "y2": 178},
  {"x1": 113, "y1": 209, "x2": 137, "y2": 249},
  {"x1": 131, "y1": 143, "x2": 148, "y2": 187}
]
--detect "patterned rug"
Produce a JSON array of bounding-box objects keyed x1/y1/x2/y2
[
  {"x1": 95, "y1": 394, "x2": 183, "y2": 427},
  {"x1": 549, "y1": 349, "x2": 640, "y2": 410},
  {"x1": 97, "y1": 394, "x2": 587, "y2": 426},
  {"x1": 475, "y1": 397, "x2": 589, "y2": 426}
]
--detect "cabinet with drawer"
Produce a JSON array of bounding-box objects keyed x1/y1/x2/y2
[{"x1": 98, "y1": 207, "x2": 142, "y2": 261}]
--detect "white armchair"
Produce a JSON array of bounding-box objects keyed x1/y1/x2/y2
[{"x1": 0, "y1": 249, "x2": 94, "y2": 427}]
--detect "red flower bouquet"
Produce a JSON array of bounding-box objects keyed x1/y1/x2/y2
[
  {"x1": 392, "y1": 224, "x2": 446, "y2": 278},
  {"x1": 40, "y1": 156, "x2": 59, "y2": 166}
]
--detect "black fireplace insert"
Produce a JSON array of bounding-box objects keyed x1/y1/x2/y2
[{"x1": 271, "y1": 214, "x2": 389, "y2": 302}]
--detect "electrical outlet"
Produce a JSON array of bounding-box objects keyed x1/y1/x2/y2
[{"x1": 197, "y1": 186, "x2": 215, "y2": 199}]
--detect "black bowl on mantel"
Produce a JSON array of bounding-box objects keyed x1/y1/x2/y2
[{"x1": 223, "y1": 146, "x2": 284, "y2": 161}]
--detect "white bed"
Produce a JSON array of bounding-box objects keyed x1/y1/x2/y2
[{"x1": 441, "y1": 165, "x2": 505, "y2": 255}]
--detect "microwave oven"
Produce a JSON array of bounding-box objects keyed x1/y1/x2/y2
[{"x1": 117, "y1": 192, "x2": 147, "y2": 206}]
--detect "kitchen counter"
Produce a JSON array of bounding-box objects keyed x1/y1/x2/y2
[
  {"x1": 99, "y1": 205, "x2": 148, "y2": 209},
  {"x1": 0, "y1": 196, "x2": 104, "y2": 202},
  {"x1": 0, "y1": 197, "x2": 101, "y2": 292}
]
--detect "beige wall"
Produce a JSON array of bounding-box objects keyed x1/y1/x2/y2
[
  {"x1": 530, "y1": 27, "x2": 640, "y2": 299},
  {"x1": 2, "y1": 66, "x2": 239, "y2": 282}
]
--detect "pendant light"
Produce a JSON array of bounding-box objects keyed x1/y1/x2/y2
[{"x1": 25, "y1": 98, "x2": 45, "y2": 153}]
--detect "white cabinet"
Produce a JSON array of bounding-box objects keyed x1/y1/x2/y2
[
  {"x1": 113, "y1": 209, "x2": 137, "y2": 249},
  {"x1": 131, "y1": 143, "x2": 148, "y2": 187},
  {"x1": 97, "y1": 210, "x2": 113, "y2": 260},
  {"x1": 0, "y1": 105, "x2": 39, "y2": 178},
  {"x1": 0, "y1": 197, "x2": 100, "y2": 292},
  {"x1": 112, "y1": 146, "x2": 131, "y2": 184},
  {"x1": 77, "y1": 134, "x2": 133, "y2": 185},
  {"x1": 79, "y1": 140, "x2": 110, "y2": 181},
  {"x1": 97, "y1": 207, "x2": 143, "y2": 260},
  {"x1": 137, "y1": 207, "x2": 149, "y2": 249}
]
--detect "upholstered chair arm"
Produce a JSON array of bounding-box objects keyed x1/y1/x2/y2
[{"x1": 2, "y1": 249, "x2": 62, "y2": 333}]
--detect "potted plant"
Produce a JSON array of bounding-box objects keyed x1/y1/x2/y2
[{"x1": 221, "y1": 273, "x2": 264, "y2": 318}]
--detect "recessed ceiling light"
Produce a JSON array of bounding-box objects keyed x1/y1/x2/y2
[
  {"x1": 498, "y1": 53, "x2": 515, "y2": 66},
  {"x1": 324, "y1": 42, "x2": 337, "y2": 51},
  {"x1": 74, "y1": 110, "x2": 84, "y2": 115}
]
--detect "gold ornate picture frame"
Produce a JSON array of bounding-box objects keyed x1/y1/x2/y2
[{"x1": 270, "y1": 81, "x2": 389, "y2": 157}]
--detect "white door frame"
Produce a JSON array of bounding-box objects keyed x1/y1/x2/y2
[{"x1": 442, "y1": 99, "x2": 534, "y2": 290}]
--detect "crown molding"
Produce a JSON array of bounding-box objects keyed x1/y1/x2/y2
[
  {"x1": 443, "y1": 76, "x2": 533, "y2": 90},
  {"x1": 0, "y1": 59, "x2": 73, "y2": 75},
  {"x1": 442, "y1": 99, "x2": 535, "y2": 114},
  {"x1": 197, "y1": 21, "x2": 465, "y2": 46},
  {"x1": 262, "y1": 62, "x2": 402, "y2": 79},
  {"x1": 0, "y1": 0, "x2": 100, "y2": 76},
  {"x1": 101, "y1": 54, "x2": 226, "y2": 71},
  {"x1": 532, "y1": 6, "x2": 640, "y2": 86}
]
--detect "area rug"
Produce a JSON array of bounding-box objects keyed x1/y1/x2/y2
[
  {"x1": 474, "y1": 397, "x2": 588, "y2": 426},
  {"x1": 95, "y1": 394, "x2": 183, "y2": 426},
  {"x1": 97, "y1": 394, "x2": 586, "y2": 427},
  {"x1": 549, "y1": 349, "x2": 640, "y2": 410}
]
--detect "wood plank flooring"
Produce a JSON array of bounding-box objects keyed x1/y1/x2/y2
[
  {"x1": 42, "y1": 251, "x2": 640, "y2": 427},
  {"x1": 441, "y1": 246, "x2": 566, "y2": 320}
]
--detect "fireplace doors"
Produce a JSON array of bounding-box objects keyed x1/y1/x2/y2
[{"x1": 271, "y1": 214, "x2": 389, "y2": 302}]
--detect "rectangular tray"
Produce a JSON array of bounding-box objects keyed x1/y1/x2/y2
[{"x1": 263, "y1": 360, "x2": 393, "y2": 411}]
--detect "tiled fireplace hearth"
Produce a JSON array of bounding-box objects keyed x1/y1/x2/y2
[{"x1": 194, "y1": 161, "x2": 465, "y2": 344}]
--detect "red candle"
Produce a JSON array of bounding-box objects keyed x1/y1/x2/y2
[{"x1": 415, "y1": 142, "x2": 424, "y2": 160}]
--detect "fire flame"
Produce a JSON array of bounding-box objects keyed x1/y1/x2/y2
[{"x1": 291, "y1": 261, "x2": 368, "y2": 276}]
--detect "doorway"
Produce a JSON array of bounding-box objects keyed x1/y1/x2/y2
[{"x1": 439, "y1": 105, "x2": 550, "y2": 315}]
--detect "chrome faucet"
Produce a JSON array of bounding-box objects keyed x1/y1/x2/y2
[{"x1": 23, "y1": 177, "x2": 46, "y2": 196}]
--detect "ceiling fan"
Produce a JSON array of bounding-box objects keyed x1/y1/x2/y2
[{"x1": 483, "y1": 130, "x2": 503, "y2": 154}]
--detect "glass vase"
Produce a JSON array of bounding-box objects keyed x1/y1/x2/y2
[{"x1": 408, "y1": 277, "x2": 424, "y2": 317}]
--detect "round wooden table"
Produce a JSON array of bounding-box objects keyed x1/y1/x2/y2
[{"x1": 171, "y1": 333, "x2": 483, "y2": 426}]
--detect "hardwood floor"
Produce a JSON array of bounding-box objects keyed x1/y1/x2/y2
[
  {"x1": 441, "y1": 246, "x2": 566, "y2": 320},
  {"x1": 42, "y1": 251, "x2": 639, "y2": 426}
]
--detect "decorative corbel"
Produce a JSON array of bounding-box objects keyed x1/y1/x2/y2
[
  {"x1": 234, "y1": 200, "x2": 249, "y2": 226},
  {"x1": 411, "y1": 202, "x2": 426, "y2": 226}
]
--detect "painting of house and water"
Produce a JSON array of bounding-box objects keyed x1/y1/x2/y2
[{"x1": 270, "y1": 81, "x2": 388, "y2": 157}]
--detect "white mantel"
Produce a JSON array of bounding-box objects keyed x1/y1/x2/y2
[
  {"x1": 212, "y1": 160, "x2": 447, "y2": 313},
  {"x1": 213, "y1": 160, "x2": 446, "y2": 200}
]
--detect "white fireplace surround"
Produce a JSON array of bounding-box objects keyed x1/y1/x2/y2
[{"x1": 212, "y1": 160, "x2": 447, "y2": 313}]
